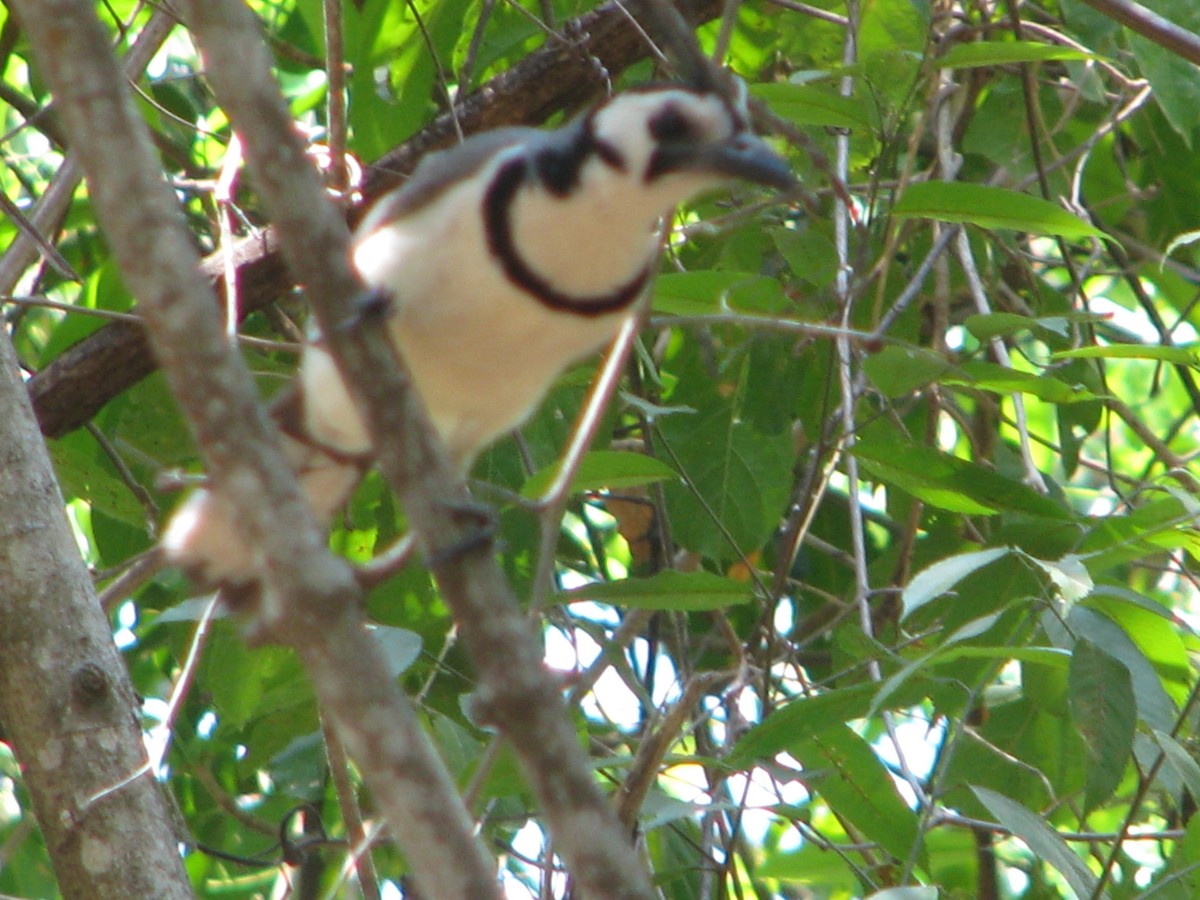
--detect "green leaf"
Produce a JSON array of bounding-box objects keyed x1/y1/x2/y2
[
  {"x1": 1152, "y1": 730, "x2": 1200, "y2": 802},
  {"x1": 903, "y1": 547, "x2": 1011, "y2": 618},
  {"x1": 1053, "y1": 344, "x2": 1200, "y2": 365},
  {"x1": 751, "y1": 82, "x2": 876, "y2": 130},
  {"x1": 521, "y1": 450, "x2": 677, "y2": 499},
  {"x1": 1130, "y1": 26, "x2": 1200, "y2": 146},
  {"x1": 1024, "y1": 552, "x2": 1094, "y2": 604},
  {"x1": 50, "y1": 440, "x2": 147, "y2": 528},
  {"x1": 862, "y1": 345, "x2": 956, "y2": 397},
  {"x1": 204, "y1": 630, "x2": 288, "y2": 728},
  {"x1": 789, "y1": 725, "x2": 925, "y2": 869},
  {"x1": 756, "y1": 839, "x2": 859, "y2": 886},
  {"x1": 726, "y1": 684, "x2": 881, "y2": 769},
  {"x1": 871, "y1": 614, "x2": 1070, "y2": 715},
  {"x1": 964, "y1": 312, "x2": 1044, "y2": 341},
  {"x1": 1068, "y1": 639, "x2": 1135, "y2": 815},
  {"x1": 1082, "y1": 596, "x2": 1192, "y2": 710},
  {"x1": 854, "y1": 425, "x2": 1072, "y2": 520},
  {"x1": 1165, "y1": 228, "x2": 1200, "y2": 259},
  {"x1": 971, "y1": 787, "x2": 1105, "y2": 899},
  {"x1": 660, "y1": 406, "x2": 794, "y2": 560},
  {"x1": 652, "y1": 271, "x2": 784, "y2": 316},
  {"x1": 963, "y1": 311, "x2": 1110, "y2": 342},
  {"x1": 949, "y1": 360, "x2": 1099, "y2": 403},
  {"x1": 893, "y1": 182, "x2": 1104, "y2": 240},
  {"x1": 564, "y1": 570, "x2": 753, "y2": 611},
  {"x1": 938, "y1": 40, "x2": 1094, "y2": 69},
  {"x1": 771, "y1": 227, "x2": 839, "y2": 289}
]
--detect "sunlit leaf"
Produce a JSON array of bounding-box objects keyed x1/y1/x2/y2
[
  {"x1": 1053, "y1": 344, "x2": 1200, "y2": 364},
  {"x1": 903, "y1": 547, "x2": 1011, "y2": 618},
  {"x1": 948, "y1": 360, "x2": 1099, "y2": 403},
  {"x1": 1024, "y1": 552, "x2": 1094, "y2": 604},
  {"x1": 893, "y1": 182, "x2": 1104, "y2": 239},
  {"x1": 938, "y1": 40, "x2": 1094, "y2": 68},
  {"x1": 521, "y1": 450, "x2": 678, "y2": 498}
]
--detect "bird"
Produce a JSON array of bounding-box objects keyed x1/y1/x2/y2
[{"x1": 162, "y1": 82, "x2": 796, "y2": 588}]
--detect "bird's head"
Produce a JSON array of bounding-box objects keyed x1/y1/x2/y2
[{"x1": 583, "y1": 84, "x2": 796, "y2": 201}]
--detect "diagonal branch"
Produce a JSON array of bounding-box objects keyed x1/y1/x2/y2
[
  {"x1": 13, "y1": 2, "x2": 501, "y2": 897},
  {"x1": 178, "y1": 0, "x2": 662, "y2": 895}
]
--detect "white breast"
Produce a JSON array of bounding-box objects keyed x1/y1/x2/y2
[{"x1": 347, "y1": 157, "x2": 635, "y2": 468}]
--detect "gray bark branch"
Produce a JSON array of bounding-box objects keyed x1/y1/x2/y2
[
  {"x1": 12, "y1": 1, "x2": 500, "y2": 897},
  {"x1": 175, "y1": 0, "x2": 660, "y2": 895},
  {"x1": 0, "y1": 220, "x2": 191, "y2": 900}
]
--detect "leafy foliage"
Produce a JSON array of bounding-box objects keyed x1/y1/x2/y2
[{"x1": 3, "y1": 0, "x2": 1200, "y2": 897}]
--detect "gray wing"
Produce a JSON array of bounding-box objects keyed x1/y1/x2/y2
[{"x1": 359, "y1": 127, "x2": 542, "y2": 229}]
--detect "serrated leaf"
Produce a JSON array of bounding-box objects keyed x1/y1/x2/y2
[
  {"x1": 660, "y1": 406, "x2": 793, "y2": 560},
  {"x1": 938, "y1": 40, "x2": 1094, "y2": 68},
  {"x1": 1053, "y1": 344, "x2": 1200, "y2": 365},
  {"x1": 893, "y1": 182, "x2": 1104, "y2": 240},
  {"x1": 521, "y1": 450, "x2": 677, "y2": 498},
  {"x1": 564, "y1": 570, "x2": 752, "y2": 611},
  {"x1": 902, "y1": 547, "x2": 1010, "y2": 618},
  {"x1": 1069, "y1": 639, "x2": 1135, "y2": 814},
  {"x1": 971, "y1": 787, "x2": 1105, "y2": 898}
]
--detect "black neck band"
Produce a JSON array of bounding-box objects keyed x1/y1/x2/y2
[{"x1": 483, "y1": 158, "x2": 650, "y2": 319}]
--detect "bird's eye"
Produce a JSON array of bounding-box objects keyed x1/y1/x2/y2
[{"x1": 649, "y1": 105, "x2": 693, "y2": 143}]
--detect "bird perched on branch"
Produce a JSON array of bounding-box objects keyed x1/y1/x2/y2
[{"x1": 163, "y1": 82, "x2": 796, "y2": 588}]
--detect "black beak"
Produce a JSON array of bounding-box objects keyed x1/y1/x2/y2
[{"x1": 701, "y1": 132, "x2": 797, "y2": 191}]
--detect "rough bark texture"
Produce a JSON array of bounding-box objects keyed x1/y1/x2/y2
[
  {"x1": 13, "y1": 1, "x2": 502, "y2": 896},
  {"x1": 0, "y1": 325, "x2": 191, "y2": 898},
  {"x1": 176, "y1": 0, "x2": 665, "y2": 894}
]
